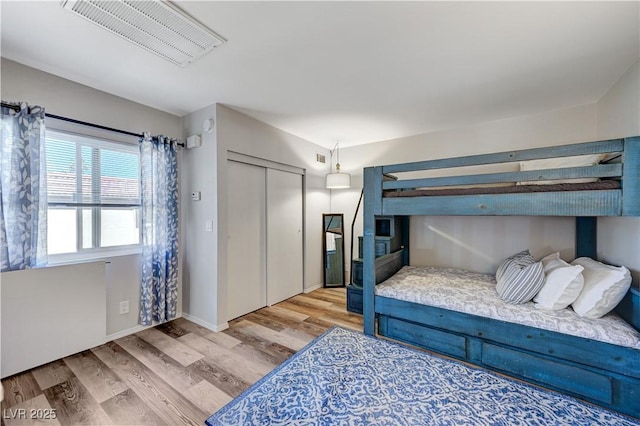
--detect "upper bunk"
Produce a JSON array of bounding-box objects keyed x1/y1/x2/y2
[{"x1": 363, "y1": 136, "x2": 640, "y2": 217}]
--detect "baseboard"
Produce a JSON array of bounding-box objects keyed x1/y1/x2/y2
[
  {"x1": 105, "y1": 313, "x2": 183, "y2": 342},
  {"x1": 106, "y1": 324, "x2": 151, "y2": 342},
  {"x1": 304, "y1": 283, "x2": 323, "y2": 293},
  {"x1": 182, "y1": 313, "x2": 229, "y2": 332}
]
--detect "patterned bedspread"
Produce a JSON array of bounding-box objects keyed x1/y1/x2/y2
[{"x1": 375, "y1": 266, "x2": 640, "y2": 349}]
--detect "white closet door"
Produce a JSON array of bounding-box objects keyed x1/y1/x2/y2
[
  {"x1": 267, "y1": 168, "x2": 303, "y2": 305},
  {"x1": 227, "y1": 161, "x2": 267, "y2": 320}
]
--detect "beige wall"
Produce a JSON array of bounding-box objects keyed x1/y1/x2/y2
[
  {"x1": 597, "y1": 60, "x2": 640, "y2": 139},
  {"x1": 1, "y1": 58, "x2": 180, "y2": 138},
  {"x1": 0, "y1": 59, "x2": 183, "y2": 347},
  {"x1": 597, "y1": 59, "x2": 640, "y2": 287},
  {"x1": 337, "y1": 104, "x2": 598, "y2": 274},
  {"x1": 2, "y1": 262, "x2": 106, "y2": 378},
  {"x1": 179, "y1": 104, "x2": 219, "y2": 330}
]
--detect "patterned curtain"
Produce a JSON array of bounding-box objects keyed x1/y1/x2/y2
[
  {"x1": 139, "y1": 133, "x2": 179, "y2": 326},
  {"x1": 0, "y1": 102, "x2": 47, "y2": 272}
]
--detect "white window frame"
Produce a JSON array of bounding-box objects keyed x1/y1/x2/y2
[{"x1": 45, "y1": 122, "x2": 142, "y2": 265}]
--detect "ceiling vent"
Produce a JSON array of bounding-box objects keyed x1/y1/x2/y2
[{"x1": 61, "y1": 0, "x2": 226, "y2": 67}]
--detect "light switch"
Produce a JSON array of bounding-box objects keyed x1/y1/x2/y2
[
  {"x1": 191, "y1": 191, "x2": 201, "y2": 201},
  {"x1": 205, "y1": 220, "x2": 214, "y2": 232}
]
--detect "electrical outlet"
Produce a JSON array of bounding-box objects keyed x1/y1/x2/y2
[{"x1": 119, "y1": 300, "x2": 130, "y2": 315}]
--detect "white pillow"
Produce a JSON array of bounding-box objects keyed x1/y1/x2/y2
[
  {"x1": 570, "y1": 257, "x2": 631, "y2": 319},
  {"x1": 517, "y1": 153, "x2": 607, "y2": 185},
  {"x1": 533, "y1": 252, "x2": 584, "y2": 310}
]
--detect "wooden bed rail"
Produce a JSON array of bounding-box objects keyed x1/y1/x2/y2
[
  {"x1": 617, "y1": 287, "x2": 640, "y2": 332},
  {"x1": 381, "y1": 137, "x2": 640, "y2": 191},
  {"x1": 381, "y1": 138, "x2": 625, "y2": 174},
  {"x1": 383, "y1": 163, "x2": 622, "y2": 190},
  {"x1": 622, "y1": 136, "x2": 640, "y2": 216}
]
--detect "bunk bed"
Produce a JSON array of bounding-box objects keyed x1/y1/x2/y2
[{"x1": 361, "y1": 136, "x2": 640, "y2": 418}]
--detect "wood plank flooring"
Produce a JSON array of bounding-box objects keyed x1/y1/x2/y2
[{"x1": 1, "y1": 287, "x2": 361, "y2": 426}]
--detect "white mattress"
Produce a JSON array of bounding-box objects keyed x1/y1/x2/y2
[{"x1": 375, "y1": 266, "x2": 640, "y2": 350}]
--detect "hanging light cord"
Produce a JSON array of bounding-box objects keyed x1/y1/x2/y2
[{"x1": 330, "y1": 141, "x2": 341, "y2": 173}]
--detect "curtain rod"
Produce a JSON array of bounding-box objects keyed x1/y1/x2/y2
[{"x1": 1, "y1": 102, "x2": 184, "y2": 147}]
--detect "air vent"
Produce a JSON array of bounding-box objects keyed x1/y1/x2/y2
[{"x1": 61, "y1": 0, "x2": 226, "y2": 66}]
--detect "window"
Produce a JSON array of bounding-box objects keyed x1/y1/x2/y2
[{"x1": 46, "y1": 130, "x2": 141, "y2": 257}]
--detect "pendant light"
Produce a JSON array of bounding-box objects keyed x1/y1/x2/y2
[{"x1": 326, "y1": 142, "x2": 351, "y2": 189}]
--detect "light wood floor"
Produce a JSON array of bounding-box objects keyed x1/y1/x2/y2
[{"x1": 1, "y1": 287, "x2": 361, "y2": 426}]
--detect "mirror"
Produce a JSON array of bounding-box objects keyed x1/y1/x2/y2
[{"x1": 323, "y1": 213, "x2": 345, "y2": 287}]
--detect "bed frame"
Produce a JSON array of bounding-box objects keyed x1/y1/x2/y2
[{"x1": 362, "y1": 136, "x2": 640, "y2": 418}]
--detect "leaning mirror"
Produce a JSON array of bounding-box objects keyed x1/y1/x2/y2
[{"x1": 323, "y1": 213, "x2": 345, "y2": 287}]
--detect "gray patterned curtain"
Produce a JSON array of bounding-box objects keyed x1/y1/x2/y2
[
  {"x1": 0, "y1": 102, "x2": 48, "y2": 271},
  {"x1": 139, "y1": 133, "x2": 179, "y2": 326}
]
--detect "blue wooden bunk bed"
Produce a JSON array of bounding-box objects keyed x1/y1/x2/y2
[{"x1": 361, "y1": 136, "x2": 640, "y2": 418}]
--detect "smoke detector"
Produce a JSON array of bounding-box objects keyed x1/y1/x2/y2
[{"x1": 61, "y1": 0, "x2": 226, "y2": 67}]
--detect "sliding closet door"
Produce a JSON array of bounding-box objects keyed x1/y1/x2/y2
[
  {"x1": 266, "y1": 168, "x2": 304, "y2": 305},
  {"x1": 227, "y1": 161, "x2": 267, "y2": 320}
]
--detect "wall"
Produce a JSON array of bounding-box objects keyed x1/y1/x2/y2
[
  {"x1": 1, "y1": 59, "x2": 179, "y2": 137},
  {"x1": 105, "y1": 255, "x2": 144, "y2": 336},
  {"x1": 597, "y1": 59, "x2": 640, "y2": 286},
  {"x1": 0, "y1": 58, "x2": 183, "y2": 359},
  {"x1": 597, "y1": 60, "x2": 640, "y2": 140},
  {"x1": 180, "y1": 105, "x2": 218, "y2": 330},
  {"x1": 335, "y1": 104, "x2": 598, "y2": 274},
  {"x1": 181, "y1": 104, "x2": 330, "y2": 330},
  {"x1": 1, "y1": 262, "x2": 106, "y2": 378}
]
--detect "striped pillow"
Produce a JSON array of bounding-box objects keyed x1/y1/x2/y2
[{"x1": 496, "y1": 250, "x2": 545, "y2": 304}]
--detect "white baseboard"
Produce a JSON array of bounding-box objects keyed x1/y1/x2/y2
[
  {"x1": 106, "y1": 324, "x2": 151, "y2": 342},
  {"x1": 182, "y1": 313, "x2": 229, "y2": 332},
  {"x1": 105, "y1": 313, "x2": 184, "y2": 342},
  {"x1": 304, "y1": 283, "x2": 323, "y2": 293}
]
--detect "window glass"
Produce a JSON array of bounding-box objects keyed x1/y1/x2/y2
[
  {"x1": 101, "y1": 148, "x2": 140, "y2": 204},
  {"x1": 46, "y1": 138, "x2": 77, "y2": 203},
  {"x1": 47, "y1": 208, "x2": 77, "y2": 254},
  {"x1": 101, "y1": 208, "x2": 140, "y2": 247},
  {"x1": 45, "y1": 130, "x2": 141, "y2": 258}
]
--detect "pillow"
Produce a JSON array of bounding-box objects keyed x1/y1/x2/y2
[
  {"x1": 533, "y1": 252, "x2": 584, "y2": 310},
  {"x1": 570, "y1": 257, "x2": 631, "y2": 319},
  {"x1": 495, "y1": 249, "x2": 528, "y2": 281},
  {"x1": 517, "y1": 153, "x2": 608, "y2": 185},
  {"x1": 496, "y1": 250, "x2": 545, "y2": 304}
]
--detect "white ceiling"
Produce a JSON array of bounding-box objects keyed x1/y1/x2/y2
[{"x1": 2, "y1": 1, "x2": 639, "y2": 148}]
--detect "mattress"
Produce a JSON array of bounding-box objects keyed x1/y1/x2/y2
[
  {"x1": 383, "y1": 180, "x2": 621, "y2": 198},
  {"x1": 375, "y1": 265, "x2": 640, "y2": 349}
]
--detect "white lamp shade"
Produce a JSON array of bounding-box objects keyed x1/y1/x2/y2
[{"x1": 326, "y1": 172, "x2": 351, "y2": 189}]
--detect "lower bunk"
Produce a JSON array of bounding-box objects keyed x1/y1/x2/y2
[{"x1": 373, "y1": 266, "x2": 640, "y2": 418}]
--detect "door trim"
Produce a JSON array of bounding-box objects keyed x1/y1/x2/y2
[{"x1": 228, "y1": 151, "x2": 305, "y2": 176}]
